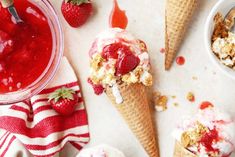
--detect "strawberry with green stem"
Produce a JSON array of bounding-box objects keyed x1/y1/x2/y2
[
  {"x1": 61, "y1": 0, "x2": 93, "y2": 28},
  {"x1": 48, "y1": 87, "x2": 79, "y2": 116}
]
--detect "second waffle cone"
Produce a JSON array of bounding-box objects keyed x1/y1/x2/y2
[{"x1": 165, "y1": 0, "x2": 198, "y2": 70}]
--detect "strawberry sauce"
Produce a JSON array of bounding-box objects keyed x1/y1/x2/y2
[
  {"x1": 109, "y1": 0, "x2": 128, "y2": 29},
  {"x1": 0, "y1": 0, "x2": 52, "y2": 93},
  {"x1": 200, "y1": 101, "x2": 214, "y2": 110},
  {"x1": 102, "y1": 42, "x2": 140, "y2": 76},
  {"x1": 176, "y1": 56, "x2": 185, "y2": 65},
  {"x1": 200, "y1": 128, "x2": 220, "y2": 153}
]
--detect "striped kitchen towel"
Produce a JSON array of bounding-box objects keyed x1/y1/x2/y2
[{"x1": 0, "y1": 57, "x2": 90, "y2": 157}]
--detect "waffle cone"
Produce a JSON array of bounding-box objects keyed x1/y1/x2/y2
[
  {"x1": 106, "y1": 83, "x2": 159, "y2": 157},
  {"x1": 165, "y1": 0, "x2": 198, "y2": 70},
  {"x1": 173, "y1": 141, "x2": 196, "y2": 157}
]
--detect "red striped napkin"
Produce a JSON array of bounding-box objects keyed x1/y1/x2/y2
[{"x1": 0, "y1": 57, "x2": 90, "y2": 157}]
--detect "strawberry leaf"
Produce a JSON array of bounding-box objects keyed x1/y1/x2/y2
[
  {"x1": 48, "y1": 87, "x2": 76, "y2": 103},
  {"x1": 65, "y1": 0, "x2": 90, "y2": 5}
]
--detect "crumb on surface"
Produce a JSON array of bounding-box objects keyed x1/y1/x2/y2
[
  {"x1": 153, "y1": 91, "x2": 168, "y2": 112},
  {"x1": 160, "y1": 48, "x2": 165, "y2": 53},
  {"x1": 187, "y1": 92, "x2": 195, "y2": 102},
  {"x1": 192, "y1": 76, "x2": 198, "y2": 80},
  {"x1": 173, "y1": 103, "x2": 179, "y2": 107}
]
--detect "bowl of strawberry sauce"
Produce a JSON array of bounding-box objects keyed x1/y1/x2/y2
[{"x1": 0, "y1": 0, "x2": 63, "y2": 104}]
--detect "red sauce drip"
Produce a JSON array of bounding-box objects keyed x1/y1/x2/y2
[
  {"x1": 0, "y1": 0, "x2": 52, "y2": 93},
  {"x1": 109, "y1": 0, "x2": 128, "y2": 29},
  {"x1": 160, "y1": 48, "x2": 165, "y2": 53},
  {"x1": 199, "y1": 128, "x2": 220, "y2": 153},
  {"x1": 200, "y1": 101, "x2": 214, "y2": 110},
  {"x1": 176, "y1": 56, "x2": 185, "y2": 65}
]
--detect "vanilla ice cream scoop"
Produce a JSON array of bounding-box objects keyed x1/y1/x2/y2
[
  {"x1": 172, "y1": 102, "x2": 235, "y2": 157},
  {"x1": 76, "y1": 145, "x2": 125, "y2": 157}
]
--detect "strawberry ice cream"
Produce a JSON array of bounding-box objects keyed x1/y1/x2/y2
[
  {"x1": 76, "y1": 145, "x2": 125, "y2": 157},
  {"x1": 172, "y1": 103, "x2": 235, "y2": 157},
  {"x1": 88, "y1": 28, "x2": 152, "y2": 103}
]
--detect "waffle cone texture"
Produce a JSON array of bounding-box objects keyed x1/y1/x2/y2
[
  {"x1": 106, "y1": 83, "x2": 159, "y2": 157},
  {"x1": 165, "y1": 0, "x2": 198, "y2": 70},
  {"x1": 173, "y1": 141, "x2": 196, "y2": 157}
]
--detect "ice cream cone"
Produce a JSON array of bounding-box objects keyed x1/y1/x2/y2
[
  {"x1": 165, "y1": 0, "x2": 198, "y2": 70},
  {"x1": 173, "y1": 141, "x2": 196, "y2": 157},
  {"x1": 106, "y1": 83, "x2": 159, "y2": 157}
]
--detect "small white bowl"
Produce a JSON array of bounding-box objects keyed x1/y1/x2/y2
[{"x1": 205, "y1": 0, "x2": 235, "y2": 79}]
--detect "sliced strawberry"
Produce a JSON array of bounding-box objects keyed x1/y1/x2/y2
[
  {"x1": 115, "y1": 53, "x2": 140, "y2": 76},
  {"x1": 48, "y1": 87, "x2": 79, "y2": 116},
  {"x1": 102, "y1": 42, "x2": 132, "y2": 59},
  {"x1": 102, "y1": 43, "x2": 120, "y2": 59}
]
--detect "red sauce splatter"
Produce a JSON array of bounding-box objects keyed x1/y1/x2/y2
[
  {"x1": 109, "y1": 0, "x2": 128, "y2": 29},
  {"x1": 189, "y1": 95, "x2": 195, "y2": 102},
  {"x1": 200, "y1": 101, "x2": 214, "y2": 110},
  {"x1": 176, "y1": 56, "x2": 185, "y2": 65},
  {"x1": 199, "y1": 128, "x2": 220, "y2": 153},
  {"x1": 160, "y1": 48, "x2": 165, "y2": 53},
  {"x1": 87, "y1": 78, "x2": 104, "y2": 95}
]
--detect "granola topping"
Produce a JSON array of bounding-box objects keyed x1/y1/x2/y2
[
  {"x1": 181, "y1": 122, "x2": 208, "y2": 148},
  {"x1": 212, "y1": 11, "x2": 235, "y2": 69},
  {"x1": 89, "y1": 28, "x2": 152, "y2": 95}
]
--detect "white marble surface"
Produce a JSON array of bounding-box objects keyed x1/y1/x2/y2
[{"x1": 49, "y1": 0, "x2": 235, "y2": 157}]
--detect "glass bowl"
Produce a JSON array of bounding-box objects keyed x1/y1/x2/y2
[{"x1": 0, "y1": 0, "x2": 64, "y2": 104}]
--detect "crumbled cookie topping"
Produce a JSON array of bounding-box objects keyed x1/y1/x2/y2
[{"x1": 181, "y1": 122, "x2": 208, "y2": 148}]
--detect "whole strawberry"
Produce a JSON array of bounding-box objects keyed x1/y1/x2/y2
[
  {"x1": 61, "y1": 0, "x2": 93, "y2": 28},
  {"x1": 48, "y1": 87, "x2": 79, "y2": 116}
]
